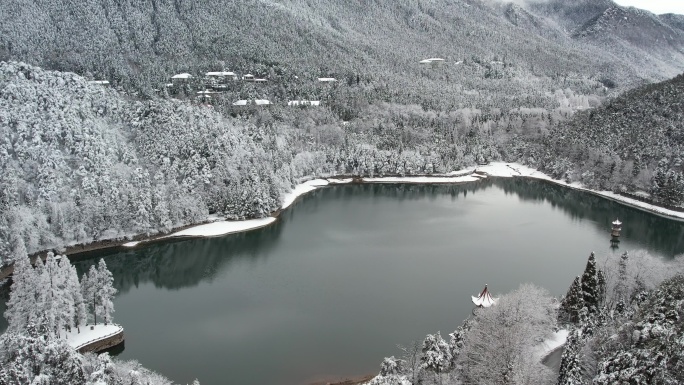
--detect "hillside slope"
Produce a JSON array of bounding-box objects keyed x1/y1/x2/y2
[
  {"x1": 0, "y1": 0, "x2": 678, "y2": 99},
  {"x1": 523, "y1": 73, "x2": 684, "y2": 205}
]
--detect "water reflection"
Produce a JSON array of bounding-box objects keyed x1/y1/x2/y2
[
  {"x1": 73, "y1": 219, "x2": 286, "y2": 294},
  {"x1": 70, "y1": 179, "x2": 684, "y2": 295}
]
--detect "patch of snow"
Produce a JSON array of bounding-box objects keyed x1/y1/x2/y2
[
  {"x1": 122, "y1": 241, "x2": 139, "y2": 248},
  {"x1": 281, "y1": 179, "x2": 330, "y2": 209},
  {"x1": 362, "y1": 175, "x2": 480, "y2": 184},
  {"x1": 166, "y1": 217, "x2": 276, "y2": 238},
  {"x1": 61, "y1": 323, "x2": 123, "y2": 351},
  {"x1": 327, "y1": 178, "x2": 354, "y2": 185},
  {"x1": 171, "y1": 73, "x2": 192, "y2": 79},
  {"x1": 536, "y1": 329, "x2": 569, "y2": 359}
]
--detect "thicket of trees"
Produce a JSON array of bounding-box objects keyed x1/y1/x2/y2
[
  {"x1": 0, "y1": 254, "x2": 188, "y2": 385},
  {"x1": 517, "y1": 73, "x2": 684, "y2": 205},
  {"x1": 4, "y1": 254, "x2": 115, "y2": 339},
  {"x1": 368, "y1": 250, "x2": 684, "y2": 385},
  {"x1": 1, "y1": 61, "x2": 683, "y2": 269}
]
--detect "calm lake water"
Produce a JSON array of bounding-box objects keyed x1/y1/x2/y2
[{"x1": 2, "y1": 178, "x2": 684, "y2": 385}]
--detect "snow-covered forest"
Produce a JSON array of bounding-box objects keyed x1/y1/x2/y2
[
  {"x1": 0, "y1": 255, "x2": 186, "y2": 385},
  {"x1": 1, "y1": 1, "x2": 684, "y2": 265},
  {"x1": 1, "y1": 0, "x2": 684, "y2": 384},
  {"x1": 368, "y1": 251, "x2": 684, "y2": 385},
  {"x1": 1, "y1": 59, "x2": 683, "y2": 267}
]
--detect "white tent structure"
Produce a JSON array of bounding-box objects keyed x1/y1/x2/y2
[{"x1": 472, "y1": 284, "x2": 497, "y2": 308}]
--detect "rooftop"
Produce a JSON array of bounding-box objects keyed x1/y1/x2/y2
[{"x1": 472, "y1": 284, "x2": 497, "y2": 308}]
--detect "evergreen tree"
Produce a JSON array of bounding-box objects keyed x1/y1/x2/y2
[
  {"x1": 614, "y1": 252, "x2": 629, "y2": 307},
  {"x1": 559, "y1": 276, "x2": 584, "y2": 323},
  {"x1": 421, "y1": 332, "x2": 452, "y2": 385},
  {"x1": 557, "y1": 329, "x2": 583, "y2": 385},
  {"x1": 581, "y1": 252, "x2": 600, "y2": 314},
  {"x1": 3, "y1": 254, "x2": 36, "y2": 333},
  {"x1": 81, "y1": 265, "x2": 99, "y2": 325},
  {"x1": 596, "y1": 269, "x2": 606, "y2": 307},
  {"x1": 61, "y1": 256, "x2": 87, "y2": 333},
  {"x1": 96, "y1": 259, "x2": 117, "y2": 325}
]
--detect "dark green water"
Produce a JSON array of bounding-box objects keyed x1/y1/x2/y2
[{"x1": 2, "y1": 178, "x2": 684, "y2": 385}]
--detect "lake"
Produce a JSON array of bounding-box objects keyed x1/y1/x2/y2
[{"x1": 2, "y1": 178, "x2": 684, "y2": 385}]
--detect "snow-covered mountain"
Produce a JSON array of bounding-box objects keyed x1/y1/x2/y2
[{"x1": 0, "y1": 0, "x2": 682, "y2": 96}]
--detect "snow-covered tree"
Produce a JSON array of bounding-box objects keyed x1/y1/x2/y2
[
  {"x1": 4, "y1": 254, "x2": 40, "y2": 333},
  {"x1": 421, "y1": 332, "x2": 452, "y2": 384},
  {"x1": 81, "y1": 265, "x2": 99, "y2": 325},
  {"x1": 96, "y1": 259, "x2": 117, "y2": 325},
  {"x1": 581, "y1": 252, "x2": 600, "y2": 314},
  {"x1": 557, "y1": 328, "x2": 583, "y2": 385},
  {"x1": 559, "y1": 276, "x2": 584, "y2": 324},
  {"x1": 460, "y1": 284, "x2": 555, "y2": 385}
]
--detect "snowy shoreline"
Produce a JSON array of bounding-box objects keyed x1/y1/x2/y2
[
  {"x1": 152, "y1": 162, "x2": 681, "y2": 245},
  {"x1": 9, "y1": 162, "x2": 683, "y2": 267}
]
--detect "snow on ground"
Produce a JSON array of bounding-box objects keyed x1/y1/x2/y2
[
  {"x1": 536, "y1": 329, "x2": 569, "y2": 359},
  {"x1": 281, "y1": 179, "x2": 330, "y2": 209},
  {"x1": 327, "y1": 178, "x2": 354, "y2": 184},
  {"x1": 61, "y1": 323, "x2": 123, "y2": 350},
  {"x1": 166, "y1": 217, "x2": 276, "y2": 238},
  {"x1": 362, "y1": 175, "x2": 481, "y2": 184},
  {"x1": 122, "y1": 241, "x2": 139, "y2": 247}
]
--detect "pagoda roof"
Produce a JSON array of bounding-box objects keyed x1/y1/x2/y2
[
  {"x1": 472, "y1": 284, "x2": 497, "y2": 308},
  {"x1": 612, "y1": 219, "x2": 622, "y2": 226}
]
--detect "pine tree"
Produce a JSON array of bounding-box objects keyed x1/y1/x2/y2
[
  {"x1": 614, "y1": 252, "x2": 629, "y2": 305},
  {"x1": 4, "y1": 254, "x2": 35, "y2": 332},
  {"x1": 559, "y1": 276, "x2": 584, "y2": 323},
  {"x1": 96, "y1": 259, "x2": 117, "y2": 325},
  {"x1": 81, "y1": 265, "x2": 99, "y2": 325},
  {"x1": 596, "y1": 269, "x2": 606, "y2": 307},
  {"x1": 62, "y1": 256, "x2": 87, "y2": 333},
  {"x1": 581, "y1": 252, "x2": 600, "y2": 314},
  {"x1": 557, "y1": 329, "x2": 583, "y2": 385}
]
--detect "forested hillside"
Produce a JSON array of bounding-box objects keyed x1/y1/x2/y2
[
  {"x1": 0, "y1": 0, "x2": 683, "y2": 265},
  {"x1": 1, "y1": 0, "x2": 682, "y2": 101},
  {"x1": 521, "y1": 73, "x2": 684, "y2": 205},
  {"x1": 0, "y1": 61, "x2": 507, "y2": 265}
]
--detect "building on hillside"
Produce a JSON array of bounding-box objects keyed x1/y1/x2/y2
[
  {"x1": 88, "y1": 80, "x2": 110, "y2": 86},
  {"x1": 254, "y1": 78, "x2": 268, "y2": 83},
  {"x1": 205, "y1": 71, "x2": 237, "y2": 91},
  {"x1": 232, "y1": 99, "x2": 272, "y2": 107},
  {"x1": 171, "y1": 73, "x2": 193, "y2": 85},
  {"x1": 288, "y1": 100, "x2": 321, "y2": 106},
  {"x1": 419, "y1": 58, "x2": 446, "y2": 68},
  {"x1": 317, "y1": 77, "x2": 337, "y2": 83},
  {"x1": 196, "y1": 90, "x2": 217, "y2": 102},
  {"x1": 242, "y1": 74, "x2": 255, "y2": 82}
]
